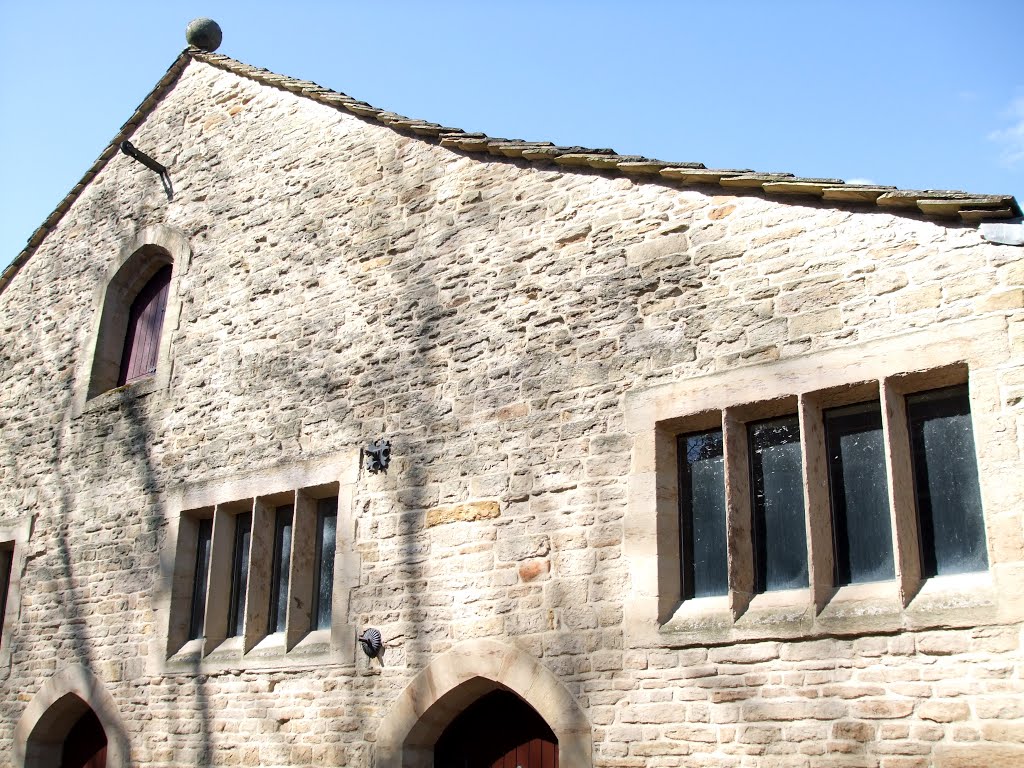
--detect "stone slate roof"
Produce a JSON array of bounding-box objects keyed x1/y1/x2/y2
[{"x1": 2, "y1": 47, "x2": 1021, "y2": 296}]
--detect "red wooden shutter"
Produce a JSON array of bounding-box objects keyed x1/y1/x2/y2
[{"x1": 117, "y1": 265, "x2": 171, "y2": 386}]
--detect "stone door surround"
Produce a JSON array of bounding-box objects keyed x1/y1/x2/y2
[
  {"x1": 14, "y1": 664, "x2": 131, "y2": 768},
  {"x1": 375, "y1": 638, "x2": 592, "y2": 768}
]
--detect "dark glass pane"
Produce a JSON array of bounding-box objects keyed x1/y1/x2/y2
[
  {"x1": 268, "y1": 506, "x2": 294, "y2": 634},
  {"x1": 188, "y1": 518, "x2": 213, "y2": 640},
  {"x1": 908, "y1": 385, "x2": 987, "y2": 576},
  {"x1": 228, "y1": 513, "x2": 252, "y2": 637},
  {"x1": 678, "y1": 430, "x2": 728, "y2": 598},
  {"x1": 314, "y1": 498, "x2": 338, "y2": 631},
  {"x1": 825, "y1": 403, "x2": 893, "y2": 585},
  {"x1": 0, "y1": 547, "x2": 12, "y2": 644},
  {"x1": 750, "y1": 417, "x2": 809, "y2": 591}
]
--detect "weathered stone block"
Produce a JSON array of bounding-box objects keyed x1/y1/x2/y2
[
  {"x1": 424, "y1": 500, "x2": 500, "y2": 528},
  {"x1": 934, "y1": 745, "x2": 1024, "y2": 768}
]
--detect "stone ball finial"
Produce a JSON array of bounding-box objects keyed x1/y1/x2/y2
[{"x1": 186, "y1": 18, "x2": 222, "y2": 52}]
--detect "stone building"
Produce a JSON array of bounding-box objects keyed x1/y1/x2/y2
[{"x1": 2, "y1": 29, "x2": 1024, "y2": 768}]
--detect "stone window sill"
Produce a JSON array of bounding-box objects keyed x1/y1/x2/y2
[
  {"x1": 652, "y1": 572, "x2": 1007, "y2": 649},
  {"x1": 165, "y1": 630, "x2": 347, "y2": 673},
  {"x1": 78, "y1": 376, "x2": 158, "y2": 416}
]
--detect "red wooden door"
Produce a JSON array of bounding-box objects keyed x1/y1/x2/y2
[
  {"x1": 434, "y1": 690, "x2": 558, "y2": 768},
  {"x1": 61, "y1": 709, "x2": 107, "y2": 768},
  {"x1": 118, "y1": 265, "x2": 171, "y2": 385}
]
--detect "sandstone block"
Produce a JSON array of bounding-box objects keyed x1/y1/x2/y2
[
  {"x1": 916, "y1": 631, "x2": 970, "y2": 656},
  {"x1": 425, "y1": 500, "x2": 500, "y2": 527},
  {"x1": 934, "y1": 745, "x2": 1024, "y2": 768},
  {"x1": 976, "y1": 288, "x2": 1024, "y2": 312},
  {"x1": 741, "y1": 699, "x2": 847, "y2": 721},
  {"x1": 850, "y1": 699, "x2": 915, "y2": 719},
  {"x1": 895, "y1": 284, "x2": 942, "y2": 314},
  {"x1": 832, "y1": 720, "x2": 874, "y2": 741},
  {"x1": 916, "y1": 700, "x2": 970, "y2": 723},
  {"x1": 788, "y1": 308, "x2": 842, "y2": 338},
  {"x1": 518, "y1": 558, "x2": 550, "y2": 582},
  {"x1": 709, "y1": 642, "x2": 780, "y2": 664}
]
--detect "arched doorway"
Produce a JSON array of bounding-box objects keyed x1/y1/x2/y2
[
  {"x1": 62, "y1": 708, "x2": 108, "y2": 768},
  {"x1": 434, "y1": 689, "x2": 557, "y2": 768},
  {"x1": 375, "y1": 639, "x2": 591, "y2": 768},
  {"x1": 14, "y1": 665, "x2": 131, "y2": 768}
]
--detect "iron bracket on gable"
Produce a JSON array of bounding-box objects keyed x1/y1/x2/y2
[{"x1": 120, "y1": 141, "x2": 173, "y2": 198}]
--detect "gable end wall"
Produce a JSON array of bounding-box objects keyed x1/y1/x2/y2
[{"x1": 1, "y1": 60, "x2": 1022, "y2": 767}]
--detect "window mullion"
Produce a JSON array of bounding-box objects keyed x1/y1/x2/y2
[
  {"x1": 657, "y1": 427, "x2": 682, "y2": 619},
  {"x1": 286, "y1": 490, "x2": 317, "y2": 651},
  {"x1": 798, "y1": 394, "x2": 833, "y2": 611},
  {"x1": 881, "y1": 378, "x2": 923, "y2": 604},
  {"x1": 723, "y1": 409, "x2": 754, "y2": 619},
  {"x1": 166, "y1": 514, "x2": 201, "y2": 653},
  {"x1": 244, "y1": 498, "x2": 275, "y2": 652},
  {"x1": 202, "y1": 505, "x2": 236, "y2": 654}
]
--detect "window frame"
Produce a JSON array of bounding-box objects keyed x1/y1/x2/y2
[
  {"x1": 312, "y1": 497, "x2": 339, "y2": 632},
  {"x1": 823, "y1": 400, "x2": 895, "y2": 587},
  {"x1": 73, "y1": 224, "x2": 189, "y2": 415},
  {"x1": 906, "y1": 384, "x2": 988, "y2": 578},
  {"x1": 187, "y1": 516, "x2": 213, "y2": 641},
  {"x1": 226, "y1": 510, "x2": 253, "y2": 639},
  {"x1": 747, "y1": 414, "x2": 809, "y2": 594},
  {"x1": 267, "y1": 505, "x2": 294, "y2": 635},
  {"x1": 0, "y1": 516, "x2": 32, "y2": 674},
  {"x1": 154, "y1": 452, "x2": 360, "y2": 673},
  {"x1": 677, "y1": 428, "x2": 729, "y2": 600},
  {"x1": 117, "y1": 263, "x2": 173, "y2": 386},
  {"x1": 624, "y1": 318, "x2": 1017, "y2": 649},
  {"x1": 0, "y1": 546, "x2": 13, "y2": 647}
]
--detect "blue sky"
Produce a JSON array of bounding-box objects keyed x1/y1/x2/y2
[{"x1": 1, "y1": 1, "x2": 1022, "y2": 271}]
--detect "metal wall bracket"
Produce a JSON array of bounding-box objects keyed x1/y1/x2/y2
[{"x1": 120, "y1": 141, "x2": 172, "y2": 198}]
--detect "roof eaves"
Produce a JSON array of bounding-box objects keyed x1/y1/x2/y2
[
  {"x1": 5, "y1": 48, "x2": 1022, "y2": 297},
  {"x1": 189, "y1": 51, "x2": 1021, "y2": 226}
]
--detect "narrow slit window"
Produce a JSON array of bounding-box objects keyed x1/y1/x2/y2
[
  {"x1": 187, "y1": 518, "x2": 213, "y2": 641},
  {"x1": 825, "y1": 402, "x2": 894, "y2": 585},
  {"x1": 907, "y1": 385, "x2": 988, "y2": 576},
  {"x1": 678, "y1": 429, "x2": 728, "y2": 599},
  {"x1": 749, "y1": 416, "x2": 809, "y2": 592},
  {"x1": 227, "y1": 513, "x2": 252, "y2": 638},
  {"x1": 268, "y1": 506, "x2": 294, "y2": 634},
  {"x1": 312, "y1": 497, "x2": 338, "y2": 631}
]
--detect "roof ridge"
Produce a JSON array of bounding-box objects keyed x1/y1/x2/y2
[{"x1": 2, "y1": 48, "x2": 1020, "y2": 296}]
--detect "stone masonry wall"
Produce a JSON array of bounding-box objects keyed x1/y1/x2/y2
[{"x1": 1, "y1": 58, "x2": 1023, "y2": 767}]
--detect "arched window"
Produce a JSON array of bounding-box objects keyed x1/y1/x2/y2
[
  {"x1": 74, "y1": 225, "x2": 188, "y2": 412},
  {"x1": 117, "y1": 264, "x2": 171, "y2": 386}
]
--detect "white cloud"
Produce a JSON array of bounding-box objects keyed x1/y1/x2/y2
[
  {"x1": 988, "y1": 97, "x2": 1024, "y2": 168},
  {"x1": 846, "y1": 177, "x2": 876, "y2": 186}
]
